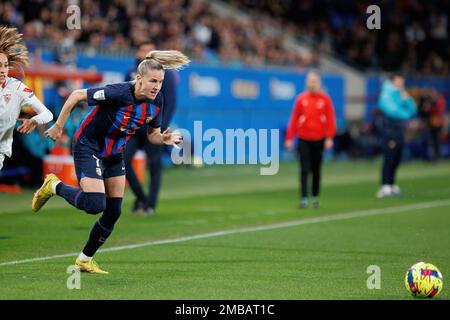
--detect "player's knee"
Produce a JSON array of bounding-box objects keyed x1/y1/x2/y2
[
  {"x1": 83, "y1": 192, "x2": 107, "y2": 214},
  {"x1": 99, "y1": 198, "x2": 123, "y2": 230}
]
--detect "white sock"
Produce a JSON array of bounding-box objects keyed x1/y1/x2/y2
[
  {"x1": 51, "y1": 181, "x2": 61, "y2": 194},
  {"x1": 78, "y1": 252, "x2": 92, "y2": 262}
]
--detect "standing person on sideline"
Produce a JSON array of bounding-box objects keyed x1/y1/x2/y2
[
  {"x1": 124, "y1": 41, "x2": 179, "y2": 216},
  {"x1": 427, "y1": 89, "x2": 446, "y2": 161},
  {"x1": 0, "y1": 26, "x2": 53, "y2": 171},
  {"x1": 285, "y1": 71, "x2": 336, "y2": 209},
  {"x1": 376, "y1": 73, "x2": 417, "y2": 198},
  {"x1": 32, "y1": 50, "x2": 189, "y2": 274}
]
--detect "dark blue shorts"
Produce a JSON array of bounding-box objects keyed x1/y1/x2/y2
[{"x1": 73, "y1": 141, "x2": 125, "y2": 181}]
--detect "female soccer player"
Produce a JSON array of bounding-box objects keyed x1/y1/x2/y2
[
  {"x1": 0, "y1": 26, "x2": 53, "y2": 170},
  {"x1": 32, "y1": 50, "x2": 190, "y2": 274}
]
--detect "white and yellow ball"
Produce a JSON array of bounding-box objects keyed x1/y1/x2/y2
[{"x1": 405, "y1": 262, "x2": 443, "y2": 298}]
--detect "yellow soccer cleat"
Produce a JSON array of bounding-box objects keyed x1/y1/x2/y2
[
  {"x1": 31, "y1": 173, "x2": 60, "y2": 212},
  {"x1": 75, "y1": 258, "x2": 109, "y2": 274}
]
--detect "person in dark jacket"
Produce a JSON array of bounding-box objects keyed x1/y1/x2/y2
[{"x1": 376, "y1": 74, "x2": 417, "y2": 198}]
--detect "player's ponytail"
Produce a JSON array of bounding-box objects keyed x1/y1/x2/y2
[
  {"x1": 146, "y1": 50, "x2": 190, "y2": 70},
  {"x1": 137, "y1": 50, "x2": 190, "y2": 76},
  {"x1": 0, "y1": 26, "x2": 29, "y2": 72}
]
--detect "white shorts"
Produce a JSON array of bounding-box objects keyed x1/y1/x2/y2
[{"x1": 0, "y1": 153, "x2": 4, "y2": 171}]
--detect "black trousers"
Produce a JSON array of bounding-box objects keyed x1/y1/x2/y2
[
  {"x1": 380, "y1": 116, "x2": 405, "y2": 186},
  {"x1": 381, "y1": 136, "x2": 403, "y2": 185},
  {"x1": 429, "y1": 126, "x2": 442, "y2": 160},
  {"x1": 123, "y1": 127, "x2": 162, "y2": 209},
  {"x1": 297, "y1": 139, "x2": 325, "y2": 198}
]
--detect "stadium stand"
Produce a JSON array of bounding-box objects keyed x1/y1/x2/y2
[{"x1": 224, "y1": 0, "x2": 449, "y2": 75}]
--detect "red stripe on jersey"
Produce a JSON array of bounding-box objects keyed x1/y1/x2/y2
[
  {"x1": 74, "y1": 106, "x2": 100, "y2": 142},
  {"x1": 119, "y1": 135, "x2": 133, "y2": 153},
  {"x1": 105, "y1": 104, "x2": 133, "y2": 157},
  {"x1": 105, "y1": 138, "x2": 114, "y2": 158},
  {"x1": 138, "y1": 103, "x2": 147, "y2": 126}
]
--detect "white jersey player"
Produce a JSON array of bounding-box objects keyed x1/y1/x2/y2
[{"x1": 0, "y1": 26, "x2": 53, "y2": 170}]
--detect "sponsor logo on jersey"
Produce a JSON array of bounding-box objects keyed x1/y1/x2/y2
[{"x1": 22, "y1": 86, "x2": 35, "y2": 98}]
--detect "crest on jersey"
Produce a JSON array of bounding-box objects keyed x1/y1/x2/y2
[
  {"x1": 2, "y1": 93, "x2": 11, "y2": 104},
  {"x1": 145, "y1": 116, "x2": 153, "y2": 123}
]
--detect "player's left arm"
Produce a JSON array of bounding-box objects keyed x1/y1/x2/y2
[
  {"x1": 147, "y1": 126, "x2": 182, "y2": 147},
  {"x1": 17, "y1": 83, "x2": 53, "y2": 134},
  {"x1": 146, "y1": 95, "x2": 182, "y2": 147}
]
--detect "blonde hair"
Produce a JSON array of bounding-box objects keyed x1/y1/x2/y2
[
  {"x1": 137, "y1": 50, "x2": 190, "y2": 76},
  {"x1": 0, "y1": 26, "x2": 29, "y2": 72}
]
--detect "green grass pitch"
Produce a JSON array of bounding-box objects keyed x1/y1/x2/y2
[{"x1": 0, "y1": 160, "x2": 449, "y2": 299}]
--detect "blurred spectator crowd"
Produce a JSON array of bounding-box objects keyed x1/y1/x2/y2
[
  {"x1": 2, "y1": 0, "x2": 448, "y2": 74},
  {"x1": 225, "y1": 0, "x2": 450, "y2": 75},
  {"x1": 0, "y1": 0, "x2": 317, "y2": 69},
  {"x1": 0, "y1": 0, "x2": 448, "y2": 73}
]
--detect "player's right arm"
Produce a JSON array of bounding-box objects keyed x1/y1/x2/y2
[{"x1": 45, "y1": 89, "x2": 87, "y2": 141}]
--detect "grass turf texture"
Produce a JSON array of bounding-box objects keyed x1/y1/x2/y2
[{"x1": 0, "y1": 160, "x2": 449, "y2": 299}]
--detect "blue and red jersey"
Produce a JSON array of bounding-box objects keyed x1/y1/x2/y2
[{"x1": 74, "y1": 82, "x2": 162, "y2": 158}]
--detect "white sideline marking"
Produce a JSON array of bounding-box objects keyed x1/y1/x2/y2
[{"x1": 1, "y1": 199, "x2": 450, "y2": 267}]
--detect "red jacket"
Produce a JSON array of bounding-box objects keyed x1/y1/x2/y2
[{"x1": 286, "y1": 91, "x2": 337, "y2": 141}]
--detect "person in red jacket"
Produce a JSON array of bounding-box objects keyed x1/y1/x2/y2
[{"x1": 285, "y1": 71, "x2": 336, "y2": 208}]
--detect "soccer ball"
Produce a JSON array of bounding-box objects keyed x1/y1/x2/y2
[{"x1": 404, "y1": 262, "x2": 443, "y2": 298}]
